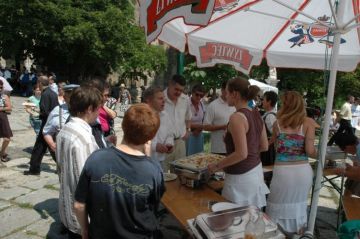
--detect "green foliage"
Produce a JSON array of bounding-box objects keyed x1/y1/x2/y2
[
  {"x1": 182, "y1": 56, "x2": 360, "y2": 110},
  {"x1": 0, "y1": 0, "x2": 166, "y2": 81},
  {"x1": 183, "y1": 57, "x2": 239, "y2": 91}
]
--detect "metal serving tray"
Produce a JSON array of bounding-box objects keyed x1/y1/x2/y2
[
  {"x1": 187, "y1": 206, "x2": 283, "y2": 239},
  {"x1": 171, "y1": 153, "x2": 225, "y2": 172}
]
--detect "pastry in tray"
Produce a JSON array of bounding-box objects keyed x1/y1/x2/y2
[{"x1": 175, "y1": 153, "x2": 225, "y2": 169}]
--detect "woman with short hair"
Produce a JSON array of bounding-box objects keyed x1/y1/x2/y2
[{"x1": 266, "y1": 91, "x2": 317, "y2": 234}]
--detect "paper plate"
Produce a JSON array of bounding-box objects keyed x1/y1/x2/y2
[
  {"x1": 164, "y1": 173, "x2": 177, "y2": 182},
  {"x1": 211, "y1": 202, "x2": 241, "y2": 212}
]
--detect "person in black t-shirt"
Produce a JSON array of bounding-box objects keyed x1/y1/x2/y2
[{"x1": 74, "y1": 104, "x2": 165, "y2": 239}]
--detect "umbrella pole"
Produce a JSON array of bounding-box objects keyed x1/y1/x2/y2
[{"x1": 307, "y1": 1, "x2": 345, "y2": 235}]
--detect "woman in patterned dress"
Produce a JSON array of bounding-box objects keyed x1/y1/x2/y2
[{"x1": 266, "y1": 91, "x2": 317, "y2": 234}]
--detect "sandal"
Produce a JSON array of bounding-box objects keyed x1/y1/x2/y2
[{"x1": 1, "y1": 154, "x2": 10, "y2": 163}]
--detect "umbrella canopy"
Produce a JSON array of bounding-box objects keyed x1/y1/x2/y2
[
  {"x1": 139, "y1": 0, "x2": 216, "y2": 43},
  {"x1": 158, "y1": 0, "x2": 360, "y2": 73},
  {"x1": 249, "y1": 79, "x2": 279, "y2": 94}
]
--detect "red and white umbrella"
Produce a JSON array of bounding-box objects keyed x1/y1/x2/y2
[
  {"x1": 157, "y1": 0, "x2": 360, "y2": 73},
  {"x1": 139, "y1": 0, "x2": 360, "y2": 234},
  {"x1": 139, "y1": 0, "x2": 216, "y2": 43}
]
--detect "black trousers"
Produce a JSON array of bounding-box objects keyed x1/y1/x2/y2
[
  {"x1": 29, "y1": 121, "x2": 56, "y2": 173},
  {"x1": 328, "y1": 119, "x2": 354, "y2": 146},
  {"x1": 67, "y1": 229, "x2": 82, "y2": 239}
]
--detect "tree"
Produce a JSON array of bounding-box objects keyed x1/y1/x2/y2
[
  {"x1": 183, "y1": 55, "x2": 239, "y2": 92},
  {"x1": 0, "y1": 0, "x2": 166, "y2": 82}
]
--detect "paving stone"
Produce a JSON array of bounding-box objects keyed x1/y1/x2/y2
[
  {"x1": 22, "y1": 178, "x2": 50, "y2": 190},
  {"x1": 0, "y1": 206, "x2": 42, "y2": 237},
  {"x1": 5, "y1": 157, "x2": 30, "y2": 167},
  {"x1": 0, "y1": 200, "x2": 12, "y2": 210},
  {"x1": 0, "y1": 167, "x2": 17, "y2": 178},
  {"x1": 26, "y1": 211, "x2": 67, "y2": 239},
  {"x1": 319, "y1": 187, "x2": 339, "y2": 199},
  {"x1": 46, "y1": 177, "x2": 60, "y2": 186},
  {"x1": 2, "y1": 231, "x2": 43, "y2": 239},
  {"x1": 14, "y1": 188, "x2": 59, "y2": 215},
  {"x1": 0, "y1": 172, "x2": 39, "y2": 188},
  {"x1": 26, "y1": 216, "x2": 56, "y2": 237},
  {"x1": 0, "y1": 186, "x2": 31, "y2": 200}
]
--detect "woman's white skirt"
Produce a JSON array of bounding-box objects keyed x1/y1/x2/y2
[
  {"x1": 266, "y1": 163, "x2": 313, "y2": 233},
  {"x1": 222, "y1": 163, "x2": 270, "y2": 209}
]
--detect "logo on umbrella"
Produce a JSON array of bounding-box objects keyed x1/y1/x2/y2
[
  {"x1": 199, "y1": 42, "x2": 253, "y2": 70},
  {"x1": 288, "y1": 15, "x2": 346, "y2": 48}
]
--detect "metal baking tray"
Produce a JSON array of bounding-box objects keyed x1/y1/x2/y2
[
  {"x1": 170, "y1": 153, "x2": 225, "y2": 172},
  {"x1": 187, "y1": 206, "x2": 282, "y2": 239}
]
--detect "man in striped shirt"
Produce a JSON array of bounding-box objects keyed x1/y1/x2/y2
[{"x1": 56, "y1": 86, "x2": 103, "y2": 239}]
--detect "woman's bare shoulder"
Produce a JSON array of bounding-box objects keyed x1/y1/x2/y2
[{"x1": 304, "y1": 117, "x2": 320, "y2": 131}]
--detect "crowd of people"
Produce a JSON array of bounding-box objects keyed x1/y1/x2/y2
[{"x1": 1, "y1": 72, "x2": 360, "y2": 238}]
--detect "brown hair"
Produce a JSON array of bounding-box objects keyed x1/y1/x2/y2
[
  {"x1": 227, "y1": 77, "x2": 258, "y2": 101},
  {"x1": 38, "y1": 75, "x2": 49, "y2": 87},
  {"x1": 122, "y1": 103, "x2": 160, "y2": 145},
  {"x1": 277, "y1": 91, "x2": 306, "y2": 128},
  {"x1": 69, "y1": 87, "x2": 103, "y2": 117},
  {"x1": 143, "y1": 86, "x2": 163, "y2": 102}
]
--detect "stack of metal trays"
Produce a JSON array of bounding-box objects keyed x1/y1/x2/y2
[
  {"x1": 170, "y1": 153, "x2": 225, "y2": 188},
  {"x1": 187, "y1": 206, "x2": 284, "y2": 239}
]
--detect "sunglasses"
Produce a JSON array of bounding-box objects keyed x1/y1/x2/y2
[{"x1": 194, "y1": 92, "x2": 204, "y2": 98}]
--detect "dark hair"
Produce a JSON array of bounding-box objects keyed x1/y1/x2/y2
[
  {"x1": 335, "y1": 133, "x2": 358, "y2": 150},
  {"x1": 263, "y1": 91, "x2": 278, "y2": 107},
  {"x1": 143, "y1": 86, "x2": 163, "y2": 102},
  {"x1": 122, "y1": 104, "x2": 160, "y2": 145},
  {"x1": 191, "y1": 84, "x2": 206, "y2": 93},
  {"x1": 82, "y1": 78, "x2": 106, "y2": 93},
  {"x1": 69, "y1": 87, "x2": 103, "y2": 117},
  {"x1": 227, "y1": 77, "x2": 256, "y2": 101},
  {"x1": 32, "y1": 83, "x2": 40, "y2": 91},
  {"x1": 346, "y1": 95, "x2": 354, "y2": 101},
  {"x1": 248, "y1": 85, "x2": 261, "y2": 100},
  {"x1": 170, "y1": 74, "x2": 186, "y2": 86},
  {"x1": 0, "y1": 80, "x2": 3, "y2": 86}
]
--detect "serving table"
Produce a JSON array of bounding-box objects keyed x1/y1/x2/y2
[
  {"x1": 161, "y1": 179, "x2": 226, "y2": 228},
  {"x1": 342, "y1": 190, "x2": 360, "y2": 220}
]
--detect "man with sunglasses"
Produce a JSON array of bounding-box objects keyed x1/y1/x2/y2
[{"x1": 163, "y1": 74, "x2": 192, "y2": 170}]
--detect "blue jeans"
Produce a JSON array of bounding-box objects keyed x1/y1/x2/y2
[{"x1": 29, "y1": 117, "x2": 42, "y2": 136}]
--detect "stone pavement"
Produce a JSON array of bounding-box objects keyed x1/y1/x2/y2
[{"x1": 0, "y1": 96, "x2": 341, "y2": 238}]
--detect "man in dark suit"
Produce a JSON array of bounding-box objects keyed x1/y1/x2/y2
[{"x1": 24, "y1": 75, "x2": 59, "y2": 175}]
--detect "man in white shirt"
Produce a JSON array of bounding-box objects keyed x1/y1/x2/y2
[
  {"x1": 48, "y1": 73, "x2": 58, "y2": 95},
  {"x1": 328, "y1": 95, "x2": 355, "y2": 146},
  {"x1": 144, "y1": 86, "x2": 174, "y2": 171},
  {"x1": 351, "y1": 97, "x2": 360, "y2": 133},
  {"x1": 203, "y1": 82, "x2": 235, "y2": 154},
  {"x1": 163, "y1": 75, "x2": 192, "y2": 166},
  {"x1": 56, "y1": 86, "x2": 103, "y2": 238}
]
